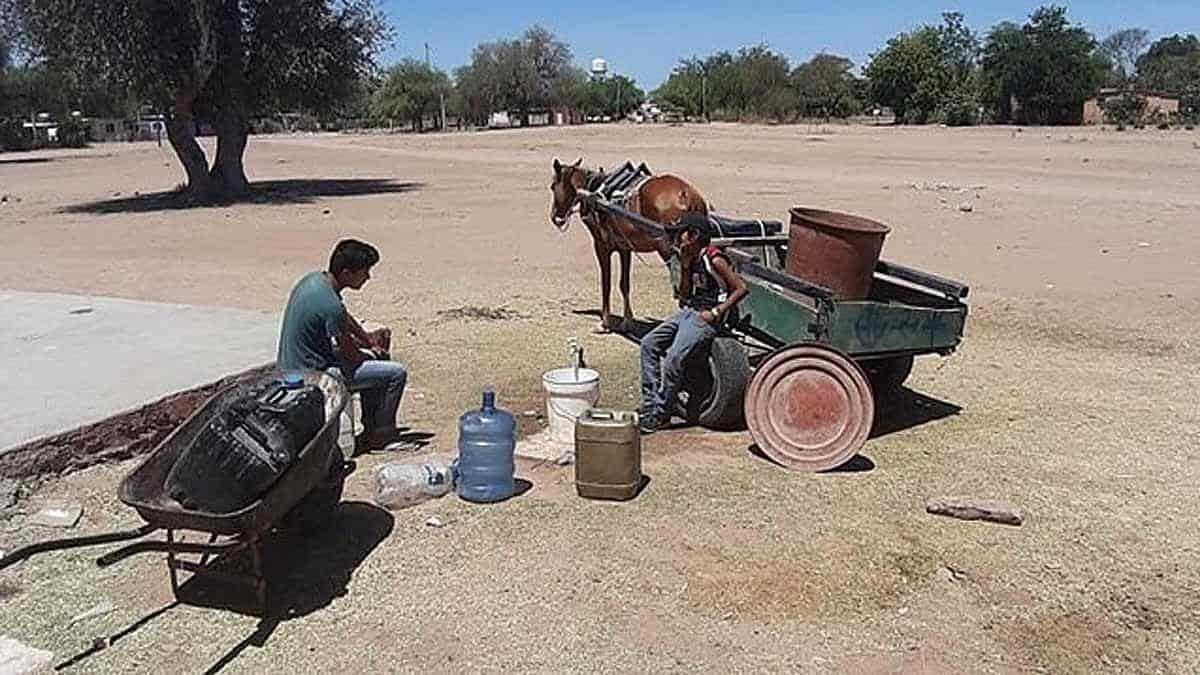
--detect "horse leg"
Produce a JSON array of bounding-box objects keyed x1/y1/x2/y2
[
  {"x1": 618, "y1": 249, "x2": 635, "y2": 332},
  {"x1": 595, "y1": 245, "x2": 614, "y2": 333}
]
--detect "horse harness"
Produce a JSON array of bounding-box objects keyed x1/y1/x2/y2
[{"x1": 577, "y1": 162, "x2": 662, "y2": 266}]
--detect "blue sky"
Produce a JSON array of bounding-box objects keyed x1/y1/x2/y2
[{"x1": 380, "y1": 1, "x2": 1198, "y2": 89}]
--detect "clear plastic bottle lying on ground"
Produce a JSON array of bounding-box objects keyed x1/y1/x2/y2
[{"x1": 373, "y1": 460, "x2": 454, "y2": 510}]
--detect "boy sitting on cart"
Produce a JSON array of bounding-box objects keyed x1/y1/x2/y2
[
  {"x1": 277, "y1": 238, "x2": 409, "y2": 453},
  {"x1": 639, "y1": 213, "x2": 748, "y2": 434}
]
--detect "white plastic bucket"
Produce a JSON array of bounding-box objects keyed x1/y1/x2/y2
[{"x1": 542, "y1": 367, "x2": 601, "y2": 444}]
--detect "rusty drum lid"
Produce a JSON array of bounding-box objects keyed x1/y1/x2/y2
[{"x1": 745, "y1": 344, "x2": 874, "y2": 472}]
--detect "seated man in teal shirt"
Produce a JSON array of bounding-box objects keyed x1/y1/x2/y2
[{"x1": 277, "y1": 238, "x2": 408, "y2": 453}]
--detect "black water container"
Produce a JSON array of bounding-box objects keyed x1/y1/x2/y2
[{"x1": 165, "y1": 373, "x2": 325, "y2": 513}]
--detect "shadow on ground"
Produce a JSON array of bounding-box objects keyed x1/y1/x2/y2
[
  {"x1": 351, "y1": 429, "x2": 437, "y2": 458},
  {"x1": 0, "y1": 157, "x2": 53, "y2": 165},
  {"x1": 53, "y1": 501, "x2": 394, "y2": 673},
  {"x1": 746, "y1": 387, "x2": 961, "y2": 472},
  {"x1": 61, "y1": 178, "x2": 424, "y2": 214},
  {"x1": 571, "y1": 309, "x2": 658, "y2": 341},
  {"x1": 749, "y1": 444, "x2": 876, "y2": 473},
  {"x1": 870, "y1": 388, "x2": 961, "y2": 439}
]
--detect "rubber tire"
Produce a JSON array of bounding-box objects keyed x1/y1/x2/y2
[
  {"x1": 681, "y1": 336, "x2": 752, "y2": 431},
  {"x1": 862, "y1": 355, "x2": 914, "y2": 398}
]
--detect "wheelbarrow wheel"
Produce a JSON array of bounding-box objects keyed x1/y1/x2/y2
[
  {"x1": 745, "y1": 343, "x2": 874, "y2": 472},
  {"x1": 862, "y1": 355, "x2": 914, "y2": 398},
  {"x1": 681, "y1": 336, "x2": 751, "y2": 430}
]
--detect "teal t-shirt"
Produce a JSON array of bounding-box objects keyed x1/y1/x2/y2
[{"x1": 277, "y1": 271, "x2": 346, "y2": 371}]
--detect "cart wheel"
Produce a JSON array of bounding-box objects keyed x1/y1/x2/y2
[
  {"x1": 745, "y1": 343, "x2": 874, "y2": 472},
  {"x1": 862, "y1": 355, "x2": 914, "y2": 398},
  {"x1": 682, "y1": 337, "x2": 751, "y2": 430}
]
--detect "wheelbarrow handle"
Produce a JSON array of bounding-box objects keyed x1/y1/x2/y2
[
  {"x1": 96, "y1": 536, "x2": 245, "y2": 567},
  {"x1": 0, "y1": 523, "x2": 159, "y2": 571}
]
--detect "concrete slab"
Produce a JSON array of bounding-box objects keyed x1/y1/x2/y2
[
  {"x1": 515, "y1": 429, "x2": 574, "y2": 464},
  {"x1": 0, "y1": 290, "x2": 279, "y2": 452}
]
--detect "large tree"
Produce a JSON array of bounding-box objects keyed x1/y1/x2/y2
[
  {"x1": 1136, "y1": 35, "x2": 1200, "y2": 91},
  {"x1": 653, "y1": 47, "x2": 796, "y2": 121},
  {"x1": 9, "y1": 0, "x2": 389, "y2": 199},
  {"x1": 574, "y1": 73, "x2": 644, "y2": 119},
  {"x1": 734, "y1": 44, "x2": 792, "y2": 120},
  {"x1": 1136, "y1": 34, "x2": 1200, "y2": 119},
  {"x1": 864, "y1": 13, "x2": 977, "y2": 124},
  {"x1": 792, "y1": 53, "x2": 860, "y2": 120},
  {"x1": 1099, "y1": 28, "x2": 1150, "y2": 83},
  {"x1": 980, "y1": 6, "x2": 1108, "y2": 125},
  {"x1": 371, "y1": 60, "x2": 450, "y2": 132},
  {"x1": 454, "y1": 42, "x2": 505, "y2": 127},
  {"x1": 652, "y1": 59, "x2": 706, "y2": 119},
  {"x1": 452, "y1": 25, "x2": 575, "y2": 127}
]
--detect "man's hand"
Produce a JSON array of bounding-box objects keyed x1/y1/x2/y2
[
  {"x1": 337, "y1": 336, "x2": 369, "y2": 372},
  {"x1": 366, "y1": 327, "x2": 391, "y2": 352},
  {"x1": 700, "y1": 309, "x2": 717, "y2": 325},
  {"x1": 364, "y1": 327, "x2": 391, "y2": 359}
]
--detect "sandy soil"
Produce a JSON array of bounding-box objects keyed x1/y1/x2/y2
[{"x1": 1, "y1": 122, "x2": 1198, "y2": 673}]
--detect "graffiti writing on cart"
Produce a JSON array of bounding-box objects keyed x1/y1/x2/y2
[{"x1": 853, "y1": 308, "x2": 945, "y2": 349}]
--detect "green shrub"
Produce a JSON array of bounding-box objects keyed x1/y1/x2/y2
[
  {"x1": 0, "y1": 118, "x2": 34, "y2": 151},
  {"x1": 294, "y1": 113, "x2": 321, "y2": 132},
  {"x1": 1101, "y1": 93, "x2": 1147, "y2": 127},
  {"x1": 936, "y1": 92, "x2": 980, "y2": 127},
  {"x1": 57, "y1": 117, "x2": 90, "y2": 148},
  {"x1": 251, "y1": 117, "x2": 286, "y2": 135}
]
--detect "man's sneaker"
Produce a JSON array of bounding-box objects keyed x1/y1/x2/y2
[{"x1": 638, "y1": 414, "x2": 662, "y2": 435}]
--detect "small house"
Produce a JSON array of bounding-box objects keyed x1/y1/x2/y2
[{"x1": 1083, "y1": 88, "x2": 1180, "y2": 125}]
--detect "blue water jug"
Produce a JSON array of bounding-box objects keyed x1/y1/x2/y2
[{"x1": 455, "y1": 389, "x2": 516, "y2": 503}]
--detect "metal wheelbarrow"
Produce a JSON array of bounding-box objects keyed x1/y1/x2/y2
[{"x1": 0, "y1": 369, "x2": 351, "y2": 615}]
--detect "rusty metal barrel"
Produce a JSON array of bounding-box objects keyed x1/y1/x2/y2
[{"x1": 785, "y1": 207, "x2": 891, "y2": 299}]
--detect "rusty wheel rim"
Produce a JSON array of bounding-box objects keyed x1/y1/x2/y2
[{"x1": 745, "y1": 344, "x2": 874, "y2": 472}]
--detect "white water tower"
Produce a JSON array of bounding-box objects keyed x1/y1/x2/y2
[{"x1": 590, "y1": 57, "x2": 609, "y2": 80}]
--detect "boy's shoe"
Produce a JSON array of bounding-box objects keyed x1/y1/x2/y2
[{"x1": 638, "y1": 414, "x2": 662, "y2": 435}]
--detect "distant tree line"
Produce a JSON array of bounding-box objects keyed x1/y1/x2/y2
[
  {"x1": 365, "y1": 25, "x2": 645, "y2": 130},
  {"x1": 864, "y1": 7, "x2": 1198, "y2": 127},
  {"x1": 653, "y1": 6, "x2": 1197, "y2": 128},
  {"x1": 4, "y1": 3, "x2": 1198, "y2": 167}
]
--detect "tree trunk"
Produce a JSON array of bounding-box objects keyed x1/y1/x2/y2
[
  {"x1": 167, "y1": 87, "x2": 215, "y2": 199},
  {"x1": 207, "y1": 0, "x2": 250, "y2": 198},
  {"x1": 209, "y1": 108, "x2": 250, "y2": 197}
]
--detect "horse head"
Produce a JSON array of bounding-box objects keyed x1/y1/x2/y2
[{"x1": 549, "y1": 157, "x2": 585, "y2": 231}]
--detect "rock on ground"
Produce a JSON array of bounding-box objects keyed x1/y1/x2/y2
[{"x1": 926, "y1": 496, "x2": 1023, "y2": 526}]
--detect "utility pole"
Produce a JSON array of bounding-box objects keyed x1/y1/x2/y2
[
  {"x1": 426, "y1": 42, "x2": 447, "y2": 131},
  {"x1": 701, "y1": 70, "x2": 708, "y2": 122}
]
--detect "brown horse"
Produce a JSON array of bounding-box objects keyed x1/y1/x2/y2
[{"x1": 550, "y1": 158, "x2": 709, "y2": 333}]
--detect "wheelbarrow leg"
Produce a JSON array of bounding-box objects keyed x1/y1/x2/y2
[
  {"x1": 197, "y1": 532, "x2": 219, "y2": 568},
  {"x1": 251, "y1": 538, "x2": 267, "y2": 616},
  {"x1": 166, "y1": 529, "x2": 180, "y2": 598}
]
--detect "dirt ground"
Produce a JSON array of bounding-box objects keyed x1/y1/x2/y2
[{"x1": 1, "y1": 122, "x2": 1198, "y2": 673}]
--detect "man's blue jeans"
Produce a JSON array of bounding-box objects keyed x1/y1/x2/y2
[
  {"x1": 334, "y1": 359, "x2": 408, "y2": 433},
  {"x1": 640, "y1": 308, "x2": 717, "y2": 421}
]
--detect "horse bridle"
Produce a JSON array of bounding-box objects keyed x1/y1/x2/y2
[{"x1": 553, "y1": 167, "x2": 604, "y2": 233}]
